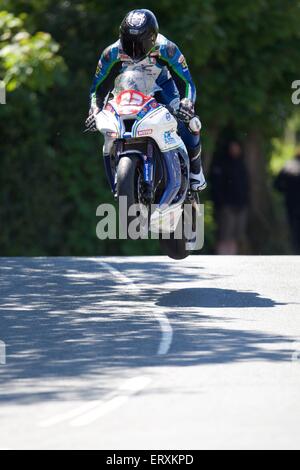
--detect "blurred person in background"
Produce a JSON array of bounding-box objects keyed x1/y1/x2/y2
[
  {"x1": 211, "y1": 140, "x2": 250, "y2": 255},
  {"x1": 275, "y1": 150, "x2": 300, "y2": 254}
]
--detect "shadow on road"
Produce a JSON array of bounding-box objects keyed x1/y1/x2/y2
[
  {"x1": 0, "y1": 258, "x2": 294, "y2": 404},
  {"x1": 157, "y1": 287, "x2": 283, "y2": 309}
]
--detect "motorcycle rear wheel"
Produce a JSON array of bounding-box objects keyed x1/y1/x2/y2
[{"x1": 159, "y1": 192, "x2": 200, "y2": 260}]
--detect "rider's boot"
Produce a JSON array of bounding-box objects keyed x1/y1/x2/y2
[{"x1": 188, "y1": 142, "x2": 207, "y2": 192}]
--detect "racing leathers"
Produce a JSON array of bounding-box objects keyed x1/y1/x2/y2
[{"x1": 88, "y1": 33, "x2": 206, "y2": 191}]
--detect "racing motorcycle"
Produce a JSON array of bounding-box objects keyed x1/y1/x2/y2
[{"x1": 94, "y1": 71, "x2": 202, "y2": 260}]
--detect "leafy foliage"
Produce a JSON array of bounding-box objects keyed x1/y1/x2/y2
[
  {"x1": 1, "y1": 1, "x2": 300, "y2": 255},
  {"x1": 0, "y1": 11, "x2": 66, "y2": 92}
]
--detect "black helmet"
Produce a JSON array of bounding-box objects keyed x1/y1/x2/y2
[{"x1": 120, "y1": 9, "x2": 159, "y2": 61}]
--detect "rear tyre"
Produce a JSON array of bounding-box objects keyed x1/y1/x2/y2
[
  {"x1": 159, "y1": 234, "x2": 189, "y2": 260},
  {"x1": 159, "y1": 192, "x2": 201, "y2": 260}
]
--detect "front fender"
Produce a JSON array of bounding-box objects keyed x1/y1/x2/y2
[
  {"x1": 96, "y1": 111, "x2": 123, "y2": 155},
  {"x1": 95, "y1": 110, "x2": 121, "y2": 136}
]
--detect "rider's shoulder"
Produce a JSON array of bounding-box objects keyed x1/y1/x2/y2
[
  {"x1": 157, "y1": 34, "x2": 180, "y2": 60},
  {"x1": 101, "y1": 40, "x2": 120, "y2": 62}
]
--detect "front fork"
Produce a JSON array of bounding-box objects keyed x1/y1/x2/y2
[
  {"x1": 103, "y1": 140, "x2": 155, "y2": 204},
  {"x1": 103, "y1": 140, "x2": 123, "y2": 196},
  {"x1": 142, "y1": 141, "x2": 155, "y2": 202}
]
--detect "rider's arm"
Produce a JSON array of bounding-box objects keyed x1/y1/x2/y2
[
  {"x1": 158, "y1": 40, "x2": 196, "y2": 104},
  {"x1": 90, "y1": 45, "x2": 122, "y2": 111}
]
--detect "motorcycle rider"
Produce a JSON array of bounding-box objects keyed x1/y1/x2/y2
[{"x1": 85, "y1": 9, "x2": 207, "y2": 191}]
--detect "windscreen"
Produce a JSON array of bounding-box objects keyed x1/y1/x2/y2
[{"x1": 113, "y1": 70, "x2": 159, "y2": 97}]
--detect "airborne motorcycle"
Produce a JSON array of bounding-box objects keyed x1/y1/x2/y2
[{"x1": 95, "y1": 71, "x2": 203, "y2": 260}]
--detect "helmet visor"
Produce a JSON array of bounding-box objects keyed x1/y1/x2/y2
[{"x1": 121, "y1": 36, "x2": 153, "y2": 61}]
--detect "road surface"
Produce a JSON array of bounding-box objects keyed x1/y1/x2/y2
[{"x1": 0, "y1": 256, "x2": 299, "y2": 450}]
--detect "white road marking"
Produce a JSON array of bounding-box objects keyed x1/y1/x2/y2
[
  {"x1": 39, "y1": 376, "x2": 152, "y2": 428},
  {"x1": 100, "y1": 262, "x2": 140, "y2": 295},
  {"x1": 70, "y1": 376, "x2": 151, "y2": 427},
  {"x1": 100, "y1": 262, "x2": 173, "y2": 356},
  {"x1": 70, "y1": 396, "x2": 129, "y2": 427},
  {"x1": 38, "y1": 262, "x2": 173, "y2": 428},
  {"x1": 40, "y1": 401, "x2": 107, "y2": 428}
]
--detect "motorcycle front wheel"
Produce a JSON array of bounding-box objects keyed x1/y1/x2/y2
[{"x1": 117, "y1": 155, "x2": 148, "y2": 239}]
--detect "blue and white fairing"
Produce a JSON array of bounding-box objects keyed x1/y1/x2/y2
[{"x1": 95, "y1": 71, "x2": 189, "y2": 231}]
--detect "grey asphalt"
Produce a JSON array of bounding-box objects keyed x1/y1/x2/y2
[{"x1": 0, "y1": 256, "x2": 299, "y2": 450}]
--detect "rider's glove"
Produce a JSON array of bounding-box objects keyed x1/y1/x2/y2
[
  {"x1": 85, "y1": 107, "x2": 100, "y2": 132},
  {"x1": 189, "y1": 116, "x2": 202, "y2": 135},
  {"x1": 177, "y1": 98, "x2": 195, "y2": 123}
]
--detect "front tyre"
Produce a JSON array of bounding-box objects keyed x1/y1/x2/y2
[
  {"x1": 117, "y1": 155, "x2": 148, "y2": 239},
  {"x1": 117, "y1": 155, "x2": 140, "y2": 208}
]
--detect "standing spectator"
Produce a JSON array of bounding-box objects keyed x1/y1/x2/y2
[
  {"x1": 275, "y1": 150, "x2": 300, "y2": 254},
  {"x1": 211, "y1": 140, "x2": 250, "y2": 255}
]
